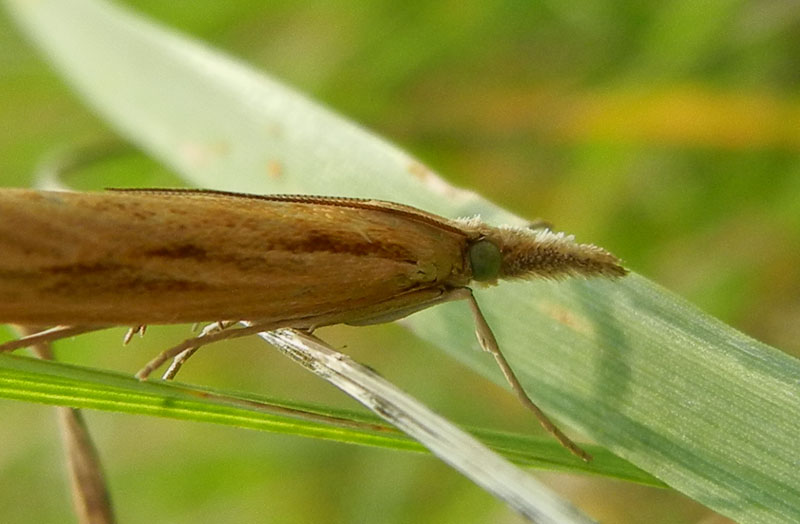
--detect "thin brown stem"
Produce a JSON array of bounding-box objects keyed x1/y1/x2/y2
[
  {"x1": 15, "y1": 326, "x2": 116, "y2": 524},
  {"x1": 0, "y1": 325, "x2": 107, "y2": 353}
]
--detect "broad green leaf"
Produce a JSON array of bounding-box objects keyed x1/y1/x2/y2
[{"x1": 5, "y1": 1, "x2": 800, "y2": 522}]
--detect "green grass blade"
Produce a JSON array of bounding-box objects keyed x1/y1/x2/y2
[
  {"x1": 5, "y1": 0, "x2": 800, "y2": 522},
  {"x1": 0, "y1": 352, "x2": 658, "y2": 487}
]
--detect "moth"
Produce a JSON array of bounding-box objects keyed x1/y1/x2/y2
[{"x1": 0, "y1": 188, "x2": 627, "y2": 460}]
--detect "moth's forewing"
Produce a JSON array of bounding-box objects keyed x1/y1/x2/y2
[{"x1": 0, "y1": 190, "x2": 470, "y2": 325}]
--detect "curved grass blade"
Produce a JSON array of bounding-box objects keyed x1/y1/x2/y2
[{"x1": 0, "y1": 352, "x2": 657, "y2": 487}]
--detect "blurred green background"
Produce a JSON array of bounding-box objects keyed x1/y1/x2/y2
[{"x1": 1, "y1": 1, "x2": 798, "y2": 523}]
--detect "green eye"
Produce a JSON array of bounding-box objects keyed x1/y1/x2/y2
[{"x1": 468, "y1": 239, "x2": 502, "y2": 282}]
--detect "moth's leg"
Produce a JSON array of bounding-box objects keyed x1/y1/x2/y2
[
  {"x1": 135, "y1": 320, "x2": 284, "y2": 380},
  {"x1": 161, "y1": 321, "x2": 237, "y2": 380},
  {"x1": 161, "y1": 347, "x2": 198, "y2": 380},
  {"x1": 0, "y1": 325, "x2": 108, "y2": 353},
  {"x1": 346, "y1": 285, "x2": 590, "y2": 460},
  {"x1": 122, "y1": 325, "x2": 147, "y2": 345},
  {"x1": 161, "y1": 347, "x2": 199, "y2": 380},
  {"x1": 448, "y1": 287, "x2": 592, "y2": 462}
]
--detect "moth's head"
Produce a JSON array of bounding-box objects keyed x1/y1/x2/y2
[{"x1": 459, "y1": 219, "x2": 628, "y2": 285}]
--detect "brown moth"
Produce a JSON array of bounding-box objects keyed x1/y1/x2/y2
[{"x1": 0, "y1": 188, "x2": 627, "y2": 460}]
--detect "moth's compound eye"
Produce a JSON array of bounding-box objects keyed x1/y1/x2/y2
[{"x1": 468, "y1": 239, "x2": 502, "y2": 282}]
